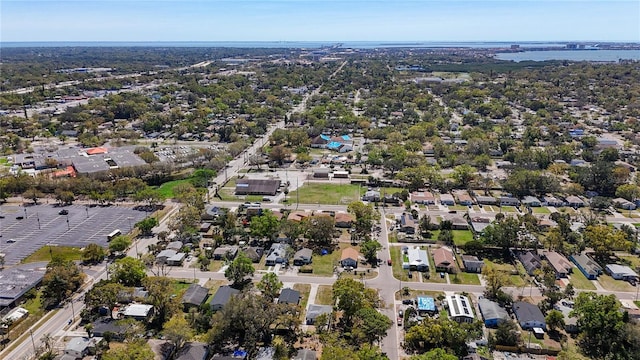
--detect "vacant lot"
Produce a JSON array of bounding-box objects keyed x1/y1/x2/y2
[
  {"x1": 157, "y1": 178, "x2": 192, "y2": 199},
  {"x1": 483, "y1": 258, "x2": 525, "y2": 287},
  {"x1": 23, "y1": 246, "x2": 83, "y2": 263},
  {"x1": 289, "y1": 183, "x2": 364, "y2": 204},
  {"x1": 315, "y1": 285, "x2": 334, "y2": 305},
  {"x1": 452, "y1": 230, "x2": 474, "y2": 246},
  {"x1": 312, "y1": 243, "x2": 358, "y2": 276},
  {"x1": 293, "y1": 283, "x2": 311, "y2": 310},
  {"x1": 568, "y1": 267, "x2": 596, "y2": 290}
]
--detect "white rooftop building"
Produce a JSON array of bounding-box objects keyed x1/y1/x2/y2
[{"x1": 445, "y1": 294, "x2": 475, "y2": 323}]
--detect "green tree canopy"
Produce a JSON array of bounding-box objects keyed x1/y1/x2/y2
[
  {"x1": 224, "y1": 252, "x2": 255, "y2": 288},
  {"x1": 102, "y1": 339, "x2": 154, "y2": 360},
  {"x1": 109, "y1": 257, "x2": 147, "y2": 287},
  {"x1": 82, "y1": 243, "x2": 106, "y2": 264},
  {"x1": 249, "y1": 210, "x2": 280, "y2": 241},
  {"x1": 257, "y1": 272, "x2": 283, "y2": 301},
  {"x1": 108, "y1": 235, "x2": 132, "y2": 253}
]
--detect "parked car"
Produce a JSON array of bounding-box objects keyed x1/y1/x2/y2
[
  {"x1": 402, "y1": 299, "x2": 414, "y2": 305},
  {"x1": 387, "y1": 259, "x2": 392, "y2": 266},
  {"x1": 397, "y1": 317, "x2": 403, "y2": 326},
  {"x1": 7, "y1": 238, "x2": 17, "y2": 243},
  {"x1": 58, "y1": 209, "x2": 69, "y2": 215}
]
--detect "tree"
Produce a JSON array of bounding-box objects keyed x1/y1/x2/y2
[
  {"x1": 257, "y1": 272, "x2": 283, "y2": 301},
  {"x1": 84, "y1": 281, "x2": 124, "y2": 318},
  {"x1": 82, "y1": 243, "x2": 106, "y2": 264},
  {"x1": 162, "y1": 315, "x2": 193, "y2": 351},
  {"x1": 616, "y1": 183, "x2": 640, "y2": 201},
  {"x1": 102, "y1": 340, "x2": 154, "y2": 360},
  {"x1": 352, "y1": 307, "x2": 392, "y2": 345},
  {"x1": 452, "y1": 164, "x2": 477, "y2": 188},
  {"x1": 405, "y1": 317, "x2": 479, "y2": 356},
  {"x1": 135, "y1": 217, "x2": 158, "y2": 236},
  {"x1": 55, "y1": 190, "x2": 75, "y2": 205},
  {"x1": 133, "y1": 187, "x2": 162, "y2": 208},
  {"x1": 224, "y1": 252, "x2": 255, "y2": 288},
  {"x1": 491, "y1": 320, "x2": 519, "y2": 346},
  {"x1": 304, "y1": 216, "x2": 335, "y2": 248},
  {"x1": 545, "y1": 309, "x2": 565, "y2": 333},
  {"x1": 22, "y1": 188, "x2": 44, "y2": 205},
  {"x1": 249, "y1": 210, "x2": 280, "y2": 241},
  {"x1": 269, "y1": 145, "x2": 291, "y2": 165},
  {"x1": 360, "y1": 240, "x2": 382, "y2": 265},
  {"x1": 410, "y1": 348, "x2": 458, "y2": 360},
  {"x1": 332, "y1": 277, "x2": 380, "y2": 325},
  {"x1": 41, "y1": 258, "x2": 85, "y2": 308},
  {"x1": 583, "y1": 224, "x2": 631, "y2": 258},
  {"x1": 144, "y1": 276, "x2": 182, "y2": 327},
  {"x1": 571, "y1": 292, "x2": 640, "y2": 359},
  {"x1": 109, "y1": 257, "x2": 147, "y2": 287},
  {"x1": 482, "y1": 266, "x2": 511, "y2": 302},
  {"x1": 347, "y1": 201, "x2": 380, "y2": 239},
  {"x1": 108, "y1": 235, "x2": 132, "y2": 253},
  {"x1": 481, "y1": 216, "x2": 522, "y2": 253}
]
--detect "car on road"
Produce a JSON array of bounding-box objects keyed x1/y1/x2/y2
[
  {"x1": 7, "y1": 238, "x2": 17, "y2": 243},
  {"x1": 398, "y1": 310, "x2": 404, "y2": 317},
  {"x1": 397, "y1": 317, "x2": 403, "y2": 326},
  {"x1": 58, "y1": 209, "x2": 69, "y2": 215}
]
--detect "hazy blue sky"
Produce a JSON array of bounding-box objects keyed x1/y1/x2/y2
[{"x1": 2, "y1": 0, "x2": 639, "y2": 42}]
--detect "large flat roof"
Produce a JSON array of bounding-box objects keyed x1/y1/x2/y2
[{"x1": 0, "y1": 262, "x2": 47, "y2": 307}]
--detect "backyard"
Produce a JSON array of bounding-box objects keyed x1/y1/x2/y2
[
  {"x1": 568, "y1": 267, "x2": 596, "y2": 290},
  {"x1": 452, "y1": 230, "x2": 474, "y2": 246}
]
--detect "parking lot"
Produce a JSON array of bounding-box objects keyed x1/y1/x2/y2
[{"x1": 0, "y1": 204, "x2": 147, "y2": 265}]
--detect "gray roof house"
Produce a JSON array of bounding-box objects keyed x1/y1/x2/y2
[
  {"x1": 213, "y1": 245, "x2": 239, "y2": 260},
  {"x1": 499, "y1": 196, "x2": 520, "y2": 206},
  {"x1": 293, "y1": 248, "x2": 313, "y2": 266},
  {"x1": 265, "y1": 243, "x2": 291, "y2": 266},
  {"x1": 522, "y1": 196, "x2": 541, "y2": 207},
  {"x1": 570, "y1": 254, "x2": 602, "y2": 280},
  {"x1": 306, "y1": 304, "x2": 333, "y2": 325},
  {"x1": 182, "y1": 284, "x2": 209, "y2": 309},
  {"x1": 278, "y1": 288, "x2": 301, "y2": 305},
  {"x1": 210, "y1": 286, "x2": 240, "y2": 311},
  {"x1": 462, "y1": 255, "x2": 484, "y2": 273},
  {"x1": 605, "y1": 264, "x2": 639, "y2": 281},
  {"x1": 513, "y1": 302, "x2": 546, "y2": 330},
  {"x1": 518, "y1": 251, "x2": 542, "y2": 276},
  {"x1": 478, "y1": 298, "x2": 509, "y2": 327},
  {"x1": 64, "y1": 337, "x2": 103, "y2": 359},
  {"x1": 175, "y1": 342, "x2": 209, "y2": 360}
]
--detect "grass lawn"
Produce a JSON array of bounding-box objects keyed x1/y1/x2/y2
[
  {"x1": 217, "y1": 188, "x2": 263, "y2": 202},
  {"x1": 532, "y1": 207, "x2": 551, "y2": 214},
  {"x1": 172, "y1": 280, "x2": 195, "y2": 296},
  {"x1": 452, "y1": 230, "x2": 474, "y2": 246},
  {"x1": 312, "y1": 243, "x2": 356, "y2": 276},
  {"x1": 451, "y1": 272, "x2": 481, "y2": 285},
  {"x1": 448, "y1": 205, "x2": 468, "y2": 211},
  {"x1": 208, "y1": 260, "x2": 224, "y2": 272},
  {"x1": 568, "y1": 267, "x2": 596, "y2": 290},
  {"x1": 0, "y1": 158, "x2": 8, "y2": 165},
  {"x1": 557, "y1": 207, "x2": 576, "y2": 214},
  {"x1": 157, "y1": 178, "x2": 192, "y2": 199},
  {"x1": 619, "y1": 255, "x2": 640, "y2": 269},
  {"x1": 500, "y1": 206, "x2": 517, "y2": 212},
  {"x1": 390, "y1": 246, "x2": 413, "y2": 282},
  {"x1": 204, "y1": 280, "x2": 227, "y2": 296},
  {"x1": 293, "y1": 284, "x2": 311, "y2": 310},
  {"x1": 483, "y1": 259, "x2": 526, "y2": 287},
  {"x1": 289, "y1": 183, "x2": 365, "y2": 205},
  {"x1": 315, "y1": 285, "x2": 334, "y2": 305},
  {"x1": 6, "y1": 290, "x2": 49, "y2": 344},
  {"x1": 22, "y1": 246, "x2": 83, "y2": 263},
  {"x1": 598, "y1": 274, "x2": 636, "y2": 292},
  {"x1": 635, "y1": 301, "x2": 640, "y2": 308}
]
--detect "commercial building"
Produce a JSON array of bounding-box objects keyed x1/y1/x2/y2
[{"x1": 235, "y1": 179, "x2": 281, "y2": 196}]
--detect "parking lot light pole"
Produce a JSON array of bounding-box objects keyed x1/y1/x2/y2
[{"x1": 66, "y1": 214, "x2": 70, "y2": 231}]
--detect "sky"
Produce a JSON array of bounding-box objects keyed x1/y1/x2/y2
[{"x1": 2, "y1": 0, "x2": 639, "y2": 42}]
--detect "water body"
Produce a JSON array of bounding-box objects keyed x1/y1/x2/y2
[
  {"x1": 1, "y1": 41, "x2": 572, "y2": 49},
  {"x1": 495, "y1": 49, "x2": 640, "y2": 62}
]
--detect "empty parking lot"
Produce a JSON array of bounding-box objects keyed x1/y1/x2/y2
[{"x1": 0, "y1": 204, "x2": 148, "y2": 265}]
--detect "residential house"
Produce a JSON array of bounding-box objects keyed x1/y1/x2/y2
[
  {"x1": 538, "y1": 218, "x2": 557, "y2": 231},
  {"x1": 470, "y1": 217, "x2": 492, "y2": 235},
  {"x1": 411, "y1": 191, "x2": 436, "y2": 205},
  {"x1": 554, "y1": 303, "x2": 578, "y2": 333},
  {"x1": 565, "y1": 195, "x2": 586, "y2": 208},
  {"x1": 90, "y1": 318, "x2": 125, "y2": 339},
  {"x1": 199, "y1": 222, "x2": 212, "y2": 233},
  {"x1": 121, "y1": 304, "x2": 154, "y2": 321},
  {"x1": 455, "y1": 192, "x2": 474, "y2": 206},
  {"x1": 541, "y1": 195, "x2": 563, "y2": 207},
  {"x1": 613, "y1": 198, "x2": 637, "y2": 210},
  {"x1": 212, "y1": 245, "x2": 238, "y2": 260},
  {"x1": 605, "y1": 264, "x2": 639, "y2": 281},
  {"x1": 265, "y1": 243, "x2": 290, "y2": 266},
  {"x1": 404, "y1": 247, "x2": 429, "y2": 272},
  {"x1": 445, "y1": 294, "x2": 475, "y2": 323},
  {"x1": 147, "y1": 339, "x2": 174, "y2": 360},
  {"x1": 362, "y1": 190, "x2": 381, "y2": 202},
  {"x1": 166, "y1": 241, "x2": 184, "y2": 251},
  {"x1": 306, "y1": 304, "x2": 333, "y2": 325},
  {"x1": 182, "y1": 284, "x2": 209, "y2": 310},
  {"x1": 522, "y1": 196, "x2": 541, "y2": 207},
  {"x1": 156, "y1": 249, "x2": 178, "y2": 264},
  {"x1": 64, "y1": 337, "x2": 103, "y2": 359},
  {"x1": 399, "y1": 214, "x2": 418, "y2": 234},
  {"x1": 278, "y1": 288, "x2": 301, "y2": 305},
  {"x1": 175, "y1": 342, "x2": 209, "y2": 360},
  {"x1": 445, "y1": 215, "x2": 469, "y2": 230},
  {"x1": 287, "y1": 210, "x2": 311, "y2": 222},
  {"x1": 312, "y1": 168, "x2": 331, "y2": 179},
  {"x1": 478, "y1": 298, "x2": 509, "y2": 327},
  {"x1": 543, "y1": 251, "x2": 573, "y2": 278},
  {"x1": 416, "y1": 296, "x2": 437, "y2": 316},
  {"x1": 293, "y1": 248, "x2": 313, "y2": 266},
  {"x1": 340, "y1": 247, "x2": 359, "y2": 268},
  {"x1": 513, "y1": 301, "x2": 546, "y2": 330},
  {"x1": 243, "y1": 246, "x2": 264, "y2": 263},
  {"x1": 570, "y1": 254, "x2": 602, "y2": 280},
  {"x1": 440, "y1": 193, "x2": 455, "y2": 206},
  {"x1": 433, "y1": 247, "x2": 457, "y2": 273},
  {"x1": 518, "y1": 251, "x2": 543, "y2": 276},
  {"x1": 334, "y1": 213, "x2": 355, "y2": 228},
  {"x1": 210, "y1": 286, "x2": 240, "y2": 311},
  {"x1": 499, "y1": 196, "x2": 520, "y2": 206},
  {"x1": 462, "y1": 255, "x2": 484, "y2": 273},
  {"x1": 475, "y1": 195, "x2": 497, "y2": 205}
]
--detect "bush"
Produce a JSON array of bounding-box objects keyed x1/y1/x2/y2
[{"x1": 299, "y1": 265, "x2": 313, "y2": 273}]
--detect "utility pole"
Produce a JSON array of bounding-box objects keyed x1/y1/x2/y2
[{"x1": 29, "y1": 329, "x2": 37, "y2": 356}]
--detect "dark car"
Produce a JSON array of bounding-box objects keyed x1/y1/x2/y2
[
  {"x1": 15, "y1": 216, "x2": 24, "y2": 220},
  {"x1": 402, "y1": 299, "x2": 414, "y2": 305},
  {"x1": 59, "y1": 209, "x2": 69, "y2": 215}
]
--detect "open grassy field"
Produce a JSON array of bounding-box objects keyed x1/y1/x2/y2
[
  {"x1": 598, "y1": 274, "x2": 636, "y2": 292},
  {"x1": 452, "y1": 230, "x2": 474, "y2": 246},
  {"x1": 23, "y1": 246, "x2": 83, "y2": 263},
  {"x1": 289, "y1": 183, "x2": 365, "y2": 204},
  {"x1": 157, "y1": 178, "x2": 192, "y2": 199},
  {"x1": 483, "y1": 258, "x2": 526, "y2": 287},
  {"x1": 315, "y1": 285, "x2": 334, "y2": 305},
  {"x1": 568, "y1": 267, "x2": 596, "y2": 290},
  {"x1": 451, "y1": 272, "x2": 481, "y2": 285}
]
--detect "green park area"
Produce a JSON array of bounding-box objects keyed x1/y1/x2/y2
[
  {"x1": 22, "y1": 246, "x2": 83, "y2": 263},
  {"x1": 157, "y1": 178, "x2": 192, "y2": 199}
]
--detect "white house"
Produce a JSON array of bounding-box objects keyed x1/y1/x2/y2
[
  {"x1": 445, "y1": 294, "x2": 475, "y2": 323},
  {"x1": 403, "y1": 247, "x2": 429, "y2": 272},
  {"x1": 605, "y1": 264, "x2": 639, "y2": 281}
]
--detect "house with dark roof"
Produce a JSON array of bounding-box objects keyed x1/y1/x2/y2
[
  {"x1": 235, "y1": 179, "x2": 280, "y2": 196},
  {"x1": 175, "y1": 342, "x2": 209, "y2": 360},
  {"x1": 570, "y1": 253, "x2": 602, "y2": 280},
  {"x1": 433, "y1": 247, "x2": 457, "y2": 273},
  {"x1": 278, "y1": 288, "x2": 301, "y2": 305},
  {"x1": 462, "y1": 255, "x2": 484, "y2": 273},
  {"x1": 243, "y1": 246, "x2": 264, "y2": 263},
  {"x1": 518, "y1": 251, "x2": 542, "y2": 276},
  {"x1": 293, "y1": 248, "x2": 313, "y2": 266},
  {"x1": 554, "y1": 303, "x2": 578, "y2": 333},
  {"x1": 543, "y1": 251, "x2": 573, "y2": 278},
  {"x1": 565, "y1": 195, "x2": 586, "y2": 208},
  {"x1": 91, "y1": 318, "x2": 126, "y2": 339},
  {"x1": 499, "y1": 196, "x2": 520, "y2": 206},
  {"x1": 210, "y1": 286, "x2": 240, "y2": 311},
  {"x1": 334, "y1": 213, "x2": 355, "y2": 228},
  {"x1": 513, "y1": 302, "x2": 546, "y2": 330},
  {"x1": 182, "y1": 284, "x2": 209, "y2": 310},
  {"x1": 475, "y1": 195, "x2": 497, "y2": 205},
  {"x1": 478, "y1": 298, "x2": 509, "y2": 328},
  {"x1": 399, "y1": 214, "x2": 418, "y2": 234}
]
